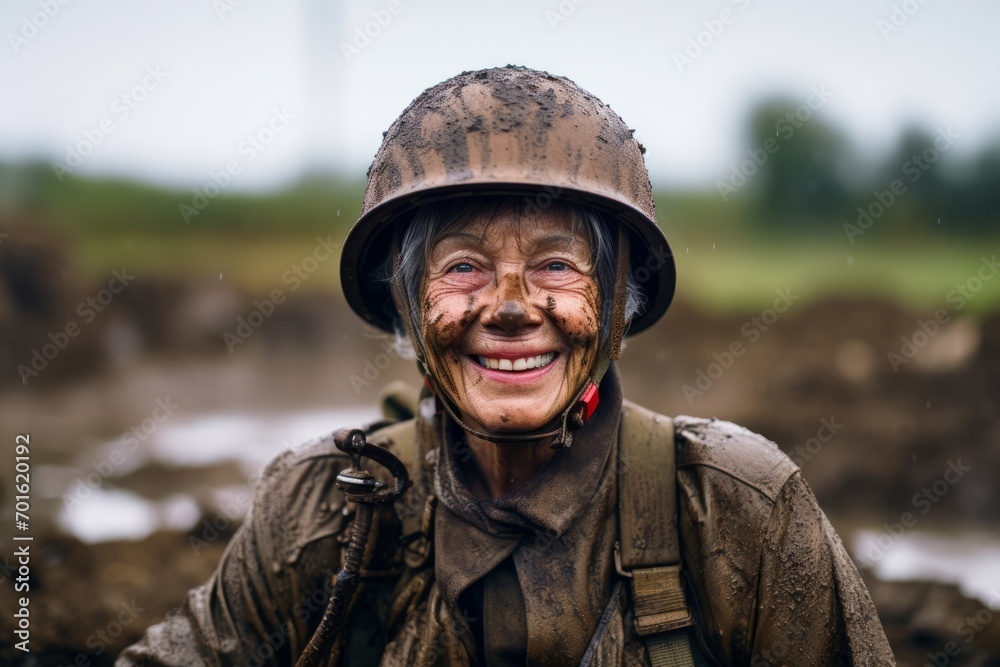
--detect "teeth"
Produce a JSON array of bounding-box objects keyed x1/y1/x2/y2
[{"x1": 476, "y1": 353, "x2": 555, "y2": 371}]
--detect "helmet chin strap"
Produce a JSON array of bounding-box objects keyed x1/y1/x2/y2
[{"x1": 391, "y1": 225, "x2": 630, "y2": 449}]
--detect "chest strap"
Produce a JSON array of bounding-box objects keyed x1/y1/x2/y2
[{"x1": 618, "y1": 400, "x2": 704, "y2": 667}]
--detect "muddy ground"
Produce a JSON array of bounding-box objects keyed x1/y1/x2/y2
[{"x1": 0, "y1": 231, "x2": 998, "y2": 664}]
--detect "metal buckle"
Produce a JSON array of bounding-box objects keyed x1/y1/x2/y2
[{"x1": 614, "y1": 541, "x2": 633, "y2": 579}]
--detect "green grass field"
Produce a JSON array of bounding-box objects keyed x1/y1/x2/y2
[
  {"x1": 68, "y1": 230, "x2": 1000, "y2": 316},
  {"x1": 672, "y1": 235, "x2": 1000, "y2": 315},
  {"x1": 7, "y1": 165, "x2": 999, "y2": 315}
]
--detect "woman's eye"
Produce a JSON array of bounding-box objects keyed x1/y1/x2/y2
[
  {"x1": 546, "y1": 261, "x2": 569, "y2": 271},
  {"x1": 451, "y1": 262, "x2": 475, "y2": 273}
]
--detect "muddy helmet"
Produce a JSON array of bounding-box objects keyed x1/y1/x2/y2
[{"x1": 340, "y1": 65, "x2": 675, "y2": 338}]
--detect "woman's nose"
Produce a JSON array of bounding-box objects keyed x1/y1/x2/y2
[
  {"x1": 481, "y1": 275, "x2": 543, "y2": 333},
  {"x1": 490, "y1": 301, "x2": 535, "y2": 333}
]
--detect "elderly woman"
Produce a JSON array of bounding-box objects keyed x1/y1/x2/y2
[{"x1": 119, "y1": 67, "x2": 893, "y2": 666}]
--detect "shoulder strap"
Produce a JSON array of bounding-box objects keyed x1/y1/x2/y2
[
  {"x1": 618, "y1": 400, "x2": 704, "y2": 667},
  {"x1": 618, "y1": 400, "x2": 681, "y2": 570}
]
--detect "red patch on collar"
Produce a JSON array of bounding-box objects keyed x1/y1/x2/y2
[{"x1": 579, "y1": 381, "x2": 600, "y2": 422}]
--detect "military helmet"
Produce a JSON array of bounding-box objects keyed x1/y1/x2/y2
[{"x1": 340, "y1": 65, "x2": 675, "y2": 336}]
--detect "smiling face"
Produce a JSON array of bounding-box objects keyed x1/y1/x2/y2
[{"x1": 420, "y1": 205, "x2": 601, "y2": 434}]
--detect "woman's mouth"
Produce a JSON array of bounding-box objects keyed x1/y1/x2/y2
[{"x1": 472, "y1": 352, "x2": 557, "y2": 372}]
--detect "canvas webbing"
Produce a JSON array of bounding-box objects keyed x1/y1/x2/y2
[
  {"x1": 644, "y1": 630, "x2": 705, "y2": 667},
  {"x1": 618, "y1": 400, "x2": 700, "y2": 667}
]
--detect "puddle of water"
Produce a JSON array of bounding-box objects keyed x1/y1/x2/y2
[
  {"x1": 58, "y1": 489, "x2": 201, "y2": 543},
  {"x1": 58, "y1": 408, "x2": 378, "y2": 543},
  {"x1": 853, "y1": 529, "x2": 1000, "y2": 608},
  {"x1": 145, "y1": 408, "x2": 379, "y2": 476}
]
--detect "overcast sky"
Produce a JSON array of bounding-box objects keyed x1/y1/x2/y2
[{"x1": 3, "y1": 0, "x2": 998, "y2": 191}]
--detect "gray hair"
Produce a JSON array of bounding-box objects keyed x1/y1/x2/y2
[{"x1": 384, "y1": 196, "x2": 645, "y2": 359}]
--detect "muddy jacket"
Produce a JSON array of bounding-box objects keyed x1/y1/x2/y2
[{"x1": 117, "y1": 367, "x2": 893, "y2": 666}]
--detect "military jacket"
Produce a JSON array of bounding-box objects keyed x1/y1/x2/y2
[{"x1": 117, "y1": 367, "x2": 893, "y2": 666}]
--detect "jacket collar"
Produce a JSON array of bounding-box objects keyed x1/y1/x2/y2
[
  {"x1": 428, "y1": 365, "x2": 624, "y2": 607},
  {"x1": 432, "y1": 364, "x2": 623, "y2": 537}
]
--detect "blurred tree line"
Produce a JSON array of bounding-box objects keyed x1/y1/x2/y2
[
  {"x1": 723, "y1": 97, "x2": 1000, "y2": 234},
  {"x1": 2, "y1": 97, "x2": 999, "y2": 240},
  {"x1": 0, "y1": 163, "x2": 365, "y2": 237}
]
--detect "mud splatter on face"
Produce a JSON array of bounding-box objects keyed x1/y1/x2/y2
[
  {"x1": 420, "y1": 206, "x2": 600, "y2": 435},
  {"x1": 459, "y1": 293, "x2": 476, "y2": 327}
]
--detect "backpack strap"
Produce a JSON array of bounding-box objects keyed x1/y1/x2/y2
[{"x1": 618, "y1": 400, "x2": 703, "y2": 667}]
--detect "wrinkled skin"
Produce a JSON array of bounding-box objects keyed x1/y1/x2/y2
[{"x1": 421, "y1": 208, "x2": 600, "y2": 436}]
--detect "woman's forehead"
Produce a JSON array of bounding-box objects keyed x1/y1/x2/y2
[{"x1": 439, "y1": 207, "x2": 590, "y2": 253}]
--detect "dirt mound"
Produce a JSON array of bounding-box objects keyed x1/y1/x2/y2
[{"x1": 618, "y1": 297, "x2": 999, "y2": 525}]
